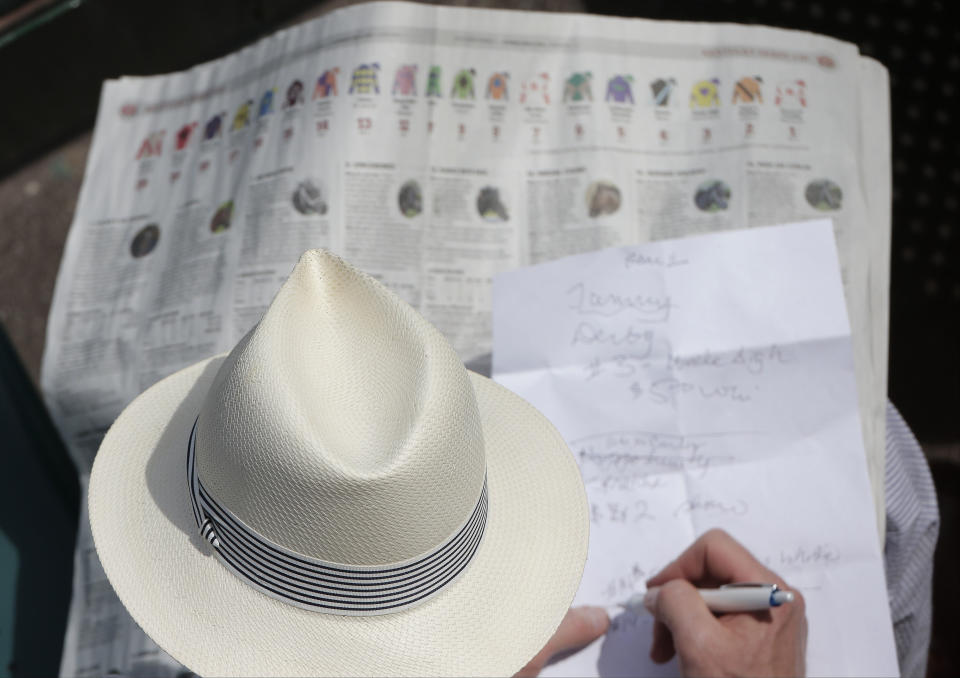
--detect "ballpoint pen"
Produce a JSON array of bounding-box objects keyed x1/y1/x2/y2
[{"x1": 620, "y1": 582, "x2": 795, "y2": 615}]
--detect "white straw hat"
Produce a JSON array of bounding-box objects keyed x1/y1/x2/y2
[{"x1": 88, "y1": 250, "x2": 588, "y2": 677}]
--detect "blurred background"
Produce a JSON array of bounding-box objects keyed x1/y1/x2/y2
[{"x1": 0, "y1": 0, "x2": 955, "y2": 676}]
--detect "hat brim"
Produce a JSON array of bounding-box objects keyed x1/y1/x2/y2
[{"x1": 89, "y1": 355, "x2": 588, "y2": 677}]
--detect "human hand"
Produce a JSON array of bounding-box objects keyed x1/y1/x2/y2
[
  {"x1": 514, "y1": 606, "x2": 610, "y2": 677},
  {"x1": 645, "y1": 529, "x2": 807, "y2": 677}
]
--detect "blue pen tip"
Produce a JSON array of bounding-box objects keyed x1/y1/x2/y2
[{"x1": 770, "y1": 590, "x2": 794, "y2": 606}]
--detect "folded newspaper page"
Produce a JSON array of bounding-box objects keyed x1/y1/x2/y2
[{"x1": 41, "y1": 3, "x2": 891, "y2": 675}]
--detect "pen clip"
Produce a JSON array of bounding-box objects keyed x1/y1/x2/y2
[{"x1": 720, "y1": 582, "x2": 778, "y2": 591}]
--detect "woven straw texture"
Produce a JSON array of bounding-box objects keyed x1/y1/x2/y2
[
  {"x1": 88, "y1": 251, "x2": 588, "y2": 676},
  {"x1": 195, "y1": 250, "x2": 486, "y2": 564}
]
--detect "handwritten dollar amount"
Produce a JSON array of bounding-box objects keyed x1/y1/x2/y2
[
  {"x1": 584, "y1": 343, "x2": 790, "y2": 380},
  {"x1": 590, "y1": 500, "x2": 655, "y2": 525},
  {"x1": 633, "y1": 377, "x2": 754, "y2": 405}
]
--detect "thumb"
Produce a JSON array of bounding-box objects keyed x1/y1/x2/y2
[
  {"x1": 647, "y1": 580, "x2": 718, "y2": 650},
  {"x1": 515, "y1": 606, "x2": 610, "y2": 677}
]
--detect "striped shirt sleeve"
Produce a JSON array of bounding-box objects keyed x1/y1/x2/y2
[{"x1": 884, "y1": 400, "x2": 940, "y2": 677}]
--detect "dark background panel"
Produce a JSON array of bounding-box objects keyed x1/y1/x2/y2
[{"x1": 0, "y1": 322, "x2": 79, "y2": 677}]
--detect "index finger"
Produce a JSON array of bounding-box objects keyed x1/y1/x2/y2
[{"x1": 647, "y1": 529, "x2": 782, "y2": 588}]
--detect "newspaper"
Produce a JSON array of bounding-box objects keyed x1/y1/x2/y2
[{"x1": 40, "y1": 3, "x2": 891, "y2": 675}]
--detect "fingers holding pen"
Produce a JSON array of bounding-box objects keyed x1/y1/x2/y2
[
  {"x1": 644, "y1": 579, "x2": 727, "y2": 672},
  {"x1": 643, "y1": 530, "x2": 808, "y2": 677},
  {"x1": 647, "y1": 528, "x2": 783, "y2": 589}
]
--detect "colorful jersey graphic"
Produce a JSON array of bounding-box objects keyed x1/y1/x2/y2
[
  {"x1": 314, "y1": 68, "x2": 340, "y2": 99},
  {"x1": 605, "y1": 75, "x2": 634, "y2": 104},
  {"x1": 136, "y1": 131, "x2": 165, "y2": 160},
  {"x1": 258, "y1": 89, "x2": 275, "y2": 117},
  {"x1": 775, "y1": 79, "x2": 807, "y2": 107},
  {"x1": 203, "y1": 114, "x2": 223, "y2": 140},
  {"x1": 175, "y1": 122, "x2": 197, "y2": 151},
  {"x1": 732, "y1": 76, "x2": 763, "y2": 104},
  {"x1": 485, "y1": 72, "x2": 509, "y2": 100},
  {"x1": 392, "y1": 65, "x2": 417, "y2": 96},
  {"x1": 349, "y1": 63, "x2": 380, "y2": 95},
  {"x1": 426, "y1": 66, "x2": 442, "y2": 97},
  {"x1": 650, "y1": 78, "x2": 676, "y2": 106},
  {"x1": 690, "y1": 79, "x2": 720, "y2": 108},
  {"x1": 451, "y1": 68, "x2": 476, "y2": 99},
  {"x1": 285, "y1": 80, "x2": 304, "y2": 108},
  {"x1": 520, "y1": 73, "x2": 550, "y2": 105},
  {"x1": 563, "y1": 72, "x2": 592, "y2": 102},
  {"x1": 232, "y1": 100, "x2": 253, "y2": 130}
]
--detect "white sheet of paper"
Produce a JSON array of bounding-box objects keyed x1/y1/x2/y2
[{"x1": 491, "y1": 220, "x2": 897, "y2": 677}]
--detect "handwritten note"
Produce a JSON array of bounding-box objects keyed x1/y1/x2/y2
[{"x1": 492, "y1": 221, "x2": 897, "y2": 677}]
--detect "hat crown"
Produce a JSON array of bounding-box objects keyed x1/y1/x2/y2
[{"x1": 194, "y1": 250, "x2": 486, "y2": 566}]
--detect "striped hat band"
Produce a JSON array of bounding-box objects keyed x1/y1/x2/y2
[{"x1": 186, "y1": 417, "x2": 489, "y2": 616}]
